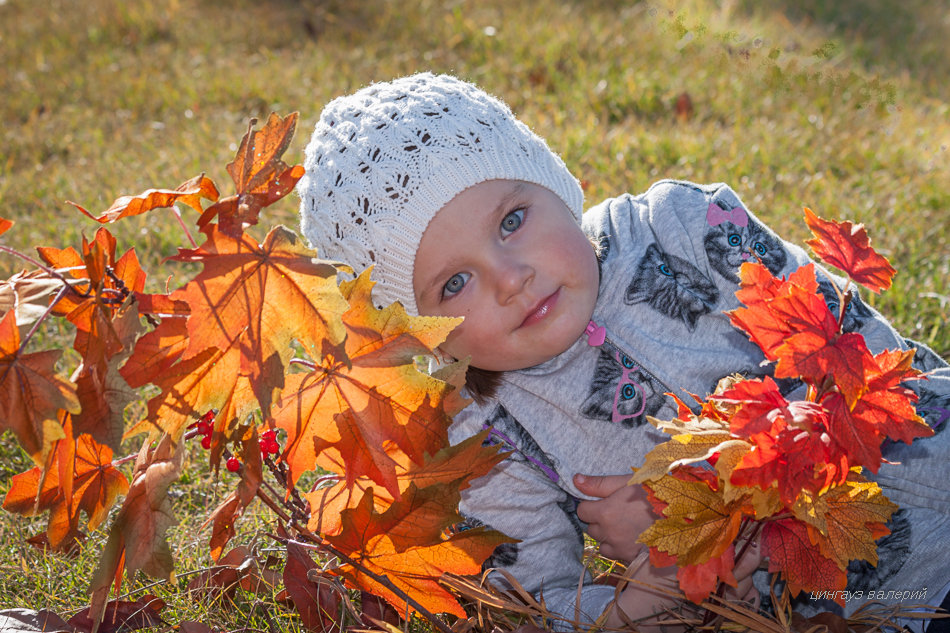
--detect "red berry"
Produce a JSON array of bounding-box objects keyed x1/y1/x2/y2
[
  {"x1": 197, "y1": 421, "x2": 212, "y2": 435},
  {"x1": 226, "y1": 457, "x2": 241, "y2": 472},
  {"x1": 267, "y1": 440, "x2": 280, "y2": 454},
  {"x1": 201, "y1": 410, "x2": 215, "y2": 423},
  {"x1": 201, "y1": 436, "x2": 212, "y2": 450},
  {"x1": 262, "y1": 429, "x2": 276, "y2": 441}
]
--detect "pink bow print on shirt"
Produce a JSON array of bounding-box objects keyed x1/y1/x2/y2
[{"x1": 706, "y1": 202, "x2": 749, "y2": 227}]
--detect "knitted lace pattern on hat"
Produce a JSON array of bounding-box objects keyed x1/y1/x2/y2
[{"x1": 296, "y1": 72, "x2": 583, "y2": 315}]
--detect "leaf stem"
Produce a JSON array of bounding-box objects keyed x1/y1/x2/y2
[
  {"x1": 17, "y1": 283, "x2": 70, "y2": 353},
  {"x1": 170, "y1": 206, "x2": 198, "y2": 249}
]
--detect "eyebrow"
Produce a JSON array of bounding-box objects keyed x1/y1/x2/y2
[{"x1": 416, "y1": 182, "x2": 528, "y2": 302}]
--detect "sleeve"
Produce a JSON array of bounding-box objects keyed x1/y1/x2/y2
[{"x1": 449, "y1": 407, "x2": 618, "y2": 630}]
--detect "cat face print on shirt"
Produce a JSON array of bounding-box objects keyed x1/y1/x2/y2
[
  {"x1": 704, "y1": 201, "x2": 788, "y2": 283},
  {"x1": 580, "y1": 347, "x2": 667, "y2": 427},
  {"x1": 625, "y1": 243, "x2": 719, "y2": 331},
  {"x1": 483, "y1": 404, "x2": 560, "y2": 483}
]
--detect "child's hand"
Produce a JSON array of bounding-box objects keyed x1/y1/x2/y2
[{"x1": 574, "y1": 473, "x2": 654, "y2": 562}]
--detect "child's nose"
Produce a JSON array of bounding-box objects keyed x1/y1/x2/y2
[{"x1": 493, "y1": 257, "x2": 534, "y2": 303}]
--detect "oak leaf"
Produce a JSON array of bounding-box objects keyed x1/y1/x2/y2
[
  {"x1": 68, "y1": 175, "x2": 219, "y2": 224},
  {"x1": 0, "y1": 310, "x2": 78, "y2": 464},
  {"x1": 197, "y1": 113, "x2": 305, "y2": 237},
  {"x1": 2, "y1": 415, "x2": 129, "y2": 550},
  {"x1": 803, "y1": 207, "x2": 896, "y2": 293}
]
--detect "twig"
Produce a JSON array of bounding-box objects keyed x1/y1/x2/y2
[{"x1": 276, "y1": 534, "x2": 457, "y2": 633}]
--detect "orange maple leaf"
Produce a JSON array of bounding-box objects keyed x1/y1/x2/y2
[
  {"x1": 2, "y1": 414, "x2": 129, "y2": 550},
  {"x1": 762, "y1": 518, "x2": 846, "y2": 602},
  {"x1": 325, "y1": 485, "x2": 513, "y2": 618},
  {"x1": 0, "y1": 216, "x2": 13, "y2": 236},
  {"x1": 306, "y1": 432, "x2": 504, "y2": 536},
  {"x1": 676, "y1": 544, "x2": 739, "y2": 604},
  {"x1": 167, "y1": 224, "x2": 347, "y2": 413},
  {"x1": 272, "y1": 270, "x2": 463, "y2": 494},
  {"x1": 0, "y1": 310, "x2": 78, "y2": 464},
  {"x1": 197, "y1": 113, "x2": 305, "y2": 237},
  {"x1": 68, "y1": 174, "x2": 219, "y2": 223},
  {"x1": 803, "y1": 207, "x2": 896, "y2": 293},
  {"x1": 88, "y1": 434, "x2": 182, "y2": 627}
]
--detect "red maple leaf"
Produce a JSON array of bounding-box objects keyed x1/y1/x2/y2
[
  {"x1": 803, "y1": 207, "x2": 896, "y2": 293},
  {"x1": 762, "y1": 518, "x2": 846, "y2": 601}
]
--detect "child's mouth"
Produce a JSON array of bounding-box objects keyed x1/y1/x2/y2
[{"x1": 520, "y1": 289, "x2": 560, "y2": 328}]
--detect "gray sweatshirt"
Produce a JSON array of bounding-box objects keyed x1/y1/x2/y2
[{"x1": 447, "y1": 180, "x2": 950, "y2": 629}]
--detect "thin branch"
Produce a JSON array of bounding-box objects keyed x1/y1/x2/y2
[
  {"x1": 280, "y1": 536, "x2": 457, "y2": 633},
  {"x1": 17, "y1": 284, "x2": 70, "y2": 352}
]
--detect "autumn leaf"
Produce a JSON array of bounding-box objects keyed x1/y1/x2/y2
[
  {"x1": 2, "y1": 415, "x2": 129, "y2": 550},
  {"x1": 37, "y1": 229, "x2": 147, "y2": 368},
  {"x1": 281, "y1": 536, "x2": 341, "y2": 632},
  {"x1": 730, "y1": 401, "x2": 849, "y2": 504},
  {"x1": 0, "y1": 217, "x2": 13, "y2": 236},
  {"x1": 762, "y1": 518, "x2": 846, "y2": 601},
  {"x1": 803, "y1": 207, "x2": 896, "y2": 293},
  {"x1": 676, "y1": 544, "x2": 738, "y2": 604},
  {"x1": 67, "y1": 174, "x2": 219, "y2": 224},
  {"x1": 325, "y1": 486, "x2": 513, "y2": 618},
  {"x1": 167, "y1": 224, "x2": 347, "y2": 414},
  {"x1": 273, "y1": 270, "x2": 463, "y2": 493},
  {"x1": 67, "y1": 596, "x2": 165, "y2": 633},
  {"x1": 631, "y1": 432, "x2": 747, "y2": 484},
  {"x1": 197, "y1": 113, "x2": 305, "y2": 237},
  {"x1": 307, "y1": 432, "x2": 504, "y2": 536},
  {"x1": 821, "y1": 351, "x2": 931, "y2": 472},
  {"x1": 638, "y1": 473, "x2": 747, "y2": 567},
  {"x1": 88, "y1": 435, "x2": 182, "y2": 628},
  {"x1": 0, "y1": 270, "x2": 63, "y2": 327},
  {"x1": 729, "y1": 262, "x2": 876, "y2": 405},
  {"x1": 0, "y1": 310, "x2": 78, "y2": 465},
  {"x1": 791, "y1": 478, "x2": 896, "y2": 569}
]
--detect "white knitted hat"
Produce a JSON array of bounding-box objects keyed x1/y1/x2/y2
[{"x1": 297, "y1": 72, "x2": 583, "y2": 315}]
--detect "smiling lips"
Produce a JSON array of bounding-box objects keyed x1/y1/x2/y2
[{"x1": 520, "y1": 288, "x2": 560, "y2": 328}]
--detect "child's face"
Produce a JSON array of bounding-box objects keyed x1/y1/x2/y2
[{"x1": 413, "y1": 180, "x2": 599, "y2": 371}]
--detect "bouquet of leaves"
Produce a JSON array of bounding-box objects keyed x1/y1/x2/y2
[
  {"x1": 632, "y1": 209, "x2": 934, "y2": 605},
  {"x1": 0, "y1": 113, "x2": 511, "y2": 632}
]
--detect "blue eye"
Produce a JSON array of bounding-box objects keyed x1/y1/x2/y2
[
  {"x1": 845, "y1": 301, "x2": 853, "y2": 312},
  {"x1": 442, "y1": 272, "x2": 470, "y2": 299},
  {"x1": 754, "y1": 241, "x2": 767, "y2": 256},
  {"x1": 621, "y1": 384, "x2": 636, "y2": 400},
  {"x1": 828, "y1": 301, "x2": 839, "y2": 315},
  {"x1": 658, "y1": 263, "x2": 673, "y2": 277},
  {"x1": 621, "y1": 354, "x2": 636, "y2": 369},
  {"x1": 500, "y1": 208, "x2": 525, "y2": 237},
  {"x1": 728, "y1": 234, "x2": 742, "y2": 246}
]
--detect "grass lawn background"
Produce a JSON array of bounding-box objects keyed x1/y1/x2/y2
[{"x1": 1, "y1": 0, "x2": 948, "y2": 628}]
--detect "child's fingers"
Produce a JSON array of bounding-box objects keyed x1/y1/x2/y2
[{"x1": 573, "y1": 473, "x2": 632, "y2": 499}]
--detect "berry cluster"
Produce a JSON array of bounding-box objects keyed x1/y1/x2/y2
[
  {"x1": 195, "y1": 410, "x2": 215, "y2": 450},
  {"x1": 260, "y1": 429, "x2": 280, "y2": 457}
]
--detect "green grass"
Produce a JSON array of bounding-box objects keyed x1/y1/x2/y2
[{"x1": 1, "y1": 0, "x2": 948, "y2": 628}]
